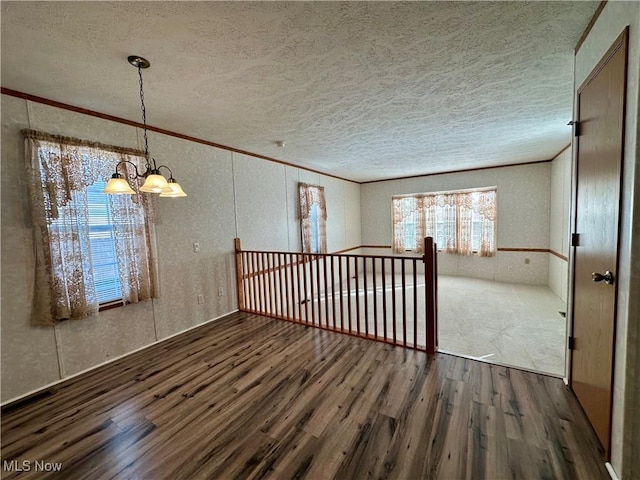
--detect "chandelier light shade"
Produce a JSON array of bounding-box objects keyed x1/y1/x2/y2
[
  {"x1": 104, "y1": 174, "x2": 137, "y2": 194},
  {"x1": 140, "y1": 174, "x2": 169, "y2": 193},
  {"x1": 160, "y1": 179, "x2": 188, "y2": 197},
  {"x1": 103, "y1": 55, "x2": 187, "y2": 198}
]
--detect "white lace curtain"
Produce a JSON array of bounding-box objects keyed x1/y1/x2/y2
[
  {"x1": 392, "y1": 188, "x2": 497, "y2": 256},
  {"x1": 392, "y1": 196, "x2": 424, "y2": 253},
  {"x1": 23, "y1": 130, "x2": 159, "y2": 326},
  {"x1": 299, "y1": 183, "x2": 327, "y2": 253}
]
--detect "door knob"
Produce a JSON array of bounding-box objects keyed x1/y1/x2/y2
[{"x1": 592, "y1": 271, "x2": 614, "y2": 285}]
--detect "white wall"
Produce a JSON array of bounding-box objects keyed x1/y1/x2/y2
[
  {"x1": 573, "y1": 2, "x2": 640, "y2": 477},
  {"x1": 360, "y1": 162, "x2": 552, "y2": 285},
  {"x1": 0, "y1": 94, "x2": 361, "y2": 403},
  {"x1": 549, "y1": 146, "x2": 571, "y2": 302}
]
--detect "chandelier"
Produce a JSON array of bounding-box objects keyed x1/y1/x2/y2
[{"x1": 103, "y1": 56, "x2": 187, "y2": 197}]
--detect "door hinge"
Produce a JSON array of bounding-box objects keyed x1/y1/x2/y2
[
  {"x1": 568, "y1": 336, "x2": 575, "y2": 350},
  {"x1": 568, "y1": 120, "x2": 580, "y2": 136},
  {"x1": 571, "y1": 233, "x2": 580, "y2": 247}
]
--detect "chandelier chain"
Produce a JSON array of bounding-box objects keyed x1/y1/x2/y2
[
  {"x1": 103, "y1": 55, "x2": 186, "y2": 197},
  {"x1": 137, "y1": 66, "x2": 150, "y2": 162}
]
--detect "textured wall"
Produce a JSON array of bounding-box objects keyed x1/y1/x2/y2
[
  {"x1": 549, "y1": 147, "x2": 571, "y2": 302},
  {"x1": 360, "y1": 162, "x2": 552, "y2": 284},
  {"x1": 574, "y1": 2, "x2": 640, "y2": 477},
  {"x1": 0, "y1": 97, "x2": 61, "y2": 395},
  {"x1": 0, "y1": 95, "x2": 361, "y2": 403}
]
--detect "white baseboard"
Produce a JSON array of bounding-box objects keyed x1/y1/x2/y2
[
  {"x1": 1, "y1": 310, "x2": 239, "y2": 407},
  {"x1": 606, "y1": 462, "x2": 620, "y2": 480}
]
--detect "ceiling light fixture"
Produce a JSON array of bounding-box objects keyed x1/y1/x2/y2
[{"x1": 104, "y1": 55, "x2": 187, "y2": 197}]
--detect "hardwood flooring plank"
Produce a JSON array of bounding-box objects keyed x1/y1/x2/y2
[
  {"x1": 244, "y1": 428, "x2": 320, "y2": 480},
  {"x1": 468, "y1": 401, "x2": 510, "y2": 480},
  {"x1": 506, "y1": 438, "x2": 556, "y2": 480},
  {"x1": 332, "y1": 412, "x2": 397, "y2": 480},
  {"x1": 1, "y1": 312, "x2": 609, "y2": 480},
  {"x1": 429, "y1": 380, "x2": 473, "y2": 480}
]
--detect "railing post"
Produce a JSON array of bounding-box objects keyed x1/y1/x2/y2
[
  {"x1": 234, "y1": 238, "x2": 245, "y2": 311},
  {"x1": 434, "y1": 241, "x2": 438, "y2": 350},
  {"x1": 424, "y1": 237, "x2": 438, "y2": 354}
]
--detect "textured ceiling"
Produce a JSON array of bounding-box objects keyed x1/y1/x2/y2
[{"x1": 1, "y1": 1, "x2": 598, "y2": 182}]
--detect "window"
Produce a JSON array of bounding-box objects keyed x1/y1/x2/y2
[
  {"x1": 392, "y1": 187, "x2": 497, "y2": 256},
  {"x1": 48, "y1": 179, "x2": 124, "y2": 305},
  {"x1": 23, "y1": 129, "x2": 158, "y2": 325},
  {"x1": 299, "y1": 183, "x2": 327, "y2": 253},
  {"x1": 87, "y1": 180, "x2": 123, "y2": 303}
]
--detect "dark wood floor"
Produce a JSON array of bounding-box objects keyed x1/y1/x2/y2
[{"x1": 1, "y1": 312, "x2": 608, "y2": 480}]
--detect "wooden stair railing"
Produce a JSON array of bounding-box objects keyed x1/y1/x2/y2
[{"x1": 234, "y1": 237, "x2": 438, "y2": 354}]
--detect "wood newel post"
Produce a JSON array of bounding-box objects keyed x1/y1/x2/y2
[
  {"x1": 433, "y1": 240, "x2": 438, "y2": 351},
  {"x1": 424, "y1": 237, "x2": 437, "y2": 354},
  {"x1": 234, "y1": 238, "x2": 245, "y2": 311}
]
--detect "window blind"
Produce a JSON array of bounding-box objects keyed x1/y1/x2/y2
[{"x1": 86, "y1": 180, "x2": 122, "y2": 303}]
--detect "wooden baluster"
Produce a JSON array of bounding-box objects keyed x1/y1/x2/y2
[
  {"x1": 315, "y1": 254, "x2": 322, "y2": 326},
  {"x1": 402, "y1": 259, "x2": 407, "y2": 346},
  {"x1": 339, "y1": 255, "x2": 344, "y2": 332},
  {"x1": 249, "y1": 252, "x2": 256, "y2": 312},
  {"x1": 382, "y1": 258, "x2": 387, "y2": 341},
  {"x1": 270, "y1": 253, "x2": 277, "y2": 316},
  {"x1": 413, "y1": 258, "x2": 418, "y2": 348},
  {"x1": 272, "y1": 253, "x2": 277, "y2": 316},
  {"x1": 323, "y1": 255, "x2": 329, "y2": 330},
  {"x1": 289, "y1": 253, "x2": 295, "y2": 320},
  {"x1": 282, "y1": 253, "x2": 287, "y2": 319},
  {"x1": 346, "y1": 256, "x2": 352, "y2": 333},
  {"x1": 277, "y1": 253, "x2": 284, "y2": 318},
  {"x1": 355, "y1": 256, "x2": 360, "y2": 335},
  {"x1": 331, "y1": 255, "x2": 337, "y2": 331},
  {"x1": 272, "y1": 253, "x2": 277, "y2": 317},
  {"x1": 250, "y1": 252, "x2": 256, "y2": 312},
  {"x1": 309, "y1": 255, "x2": 316, "y2": 325},
  {"x1": 271, "y1": 253, "x2": 277, "y2": 316},
  {"x1": 372, "y1": 257, "x2": 378, "y2": 339},
  {"x1": 363, "y1": 257, "x2": 369, "y2": 337},
  {"x1": 259, "y1": 252, "x2": 265, "y2": 314},
  {"x1": 302, "y1": 254, "x2": 309, "y2": 323},
  {"x1": 261, "y1": 252, "x2": 266, "y2": 314},
  {"x1": 258, "y1": 253, "x2": 262, "y2": 313},
  {"x1": 391, "y1": 258, "x2": 396, "y2": 344},
  {"x1": 243, "y1": 252, "x2": 250, "y2": 312},
  {"x1": 251, "y1": 252, "x2": 260, "y2": 312},
  {"x1": 268, "y1": 253, "x2": 273, "y2": 315},
  {"x1": 258, "y1": 252, "x2": 264, "y2": 314},
  {"x1": 243, "y1": 252, "x2": 249, "y2": 311},
  {"x1": 284, "y1": 253, "x2": 290, "y2": 320},
  {"x1": 262, "y1": 252, "x2": 268, "y2": 314},
  {"x1": 296, "y1": 253, "x2": 303, "y2": 322}
]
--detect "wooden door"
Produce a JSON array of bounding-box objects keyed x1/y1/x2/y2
[{"x1": 570, "y1": 29, "x2": 627, "y2": 458}]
